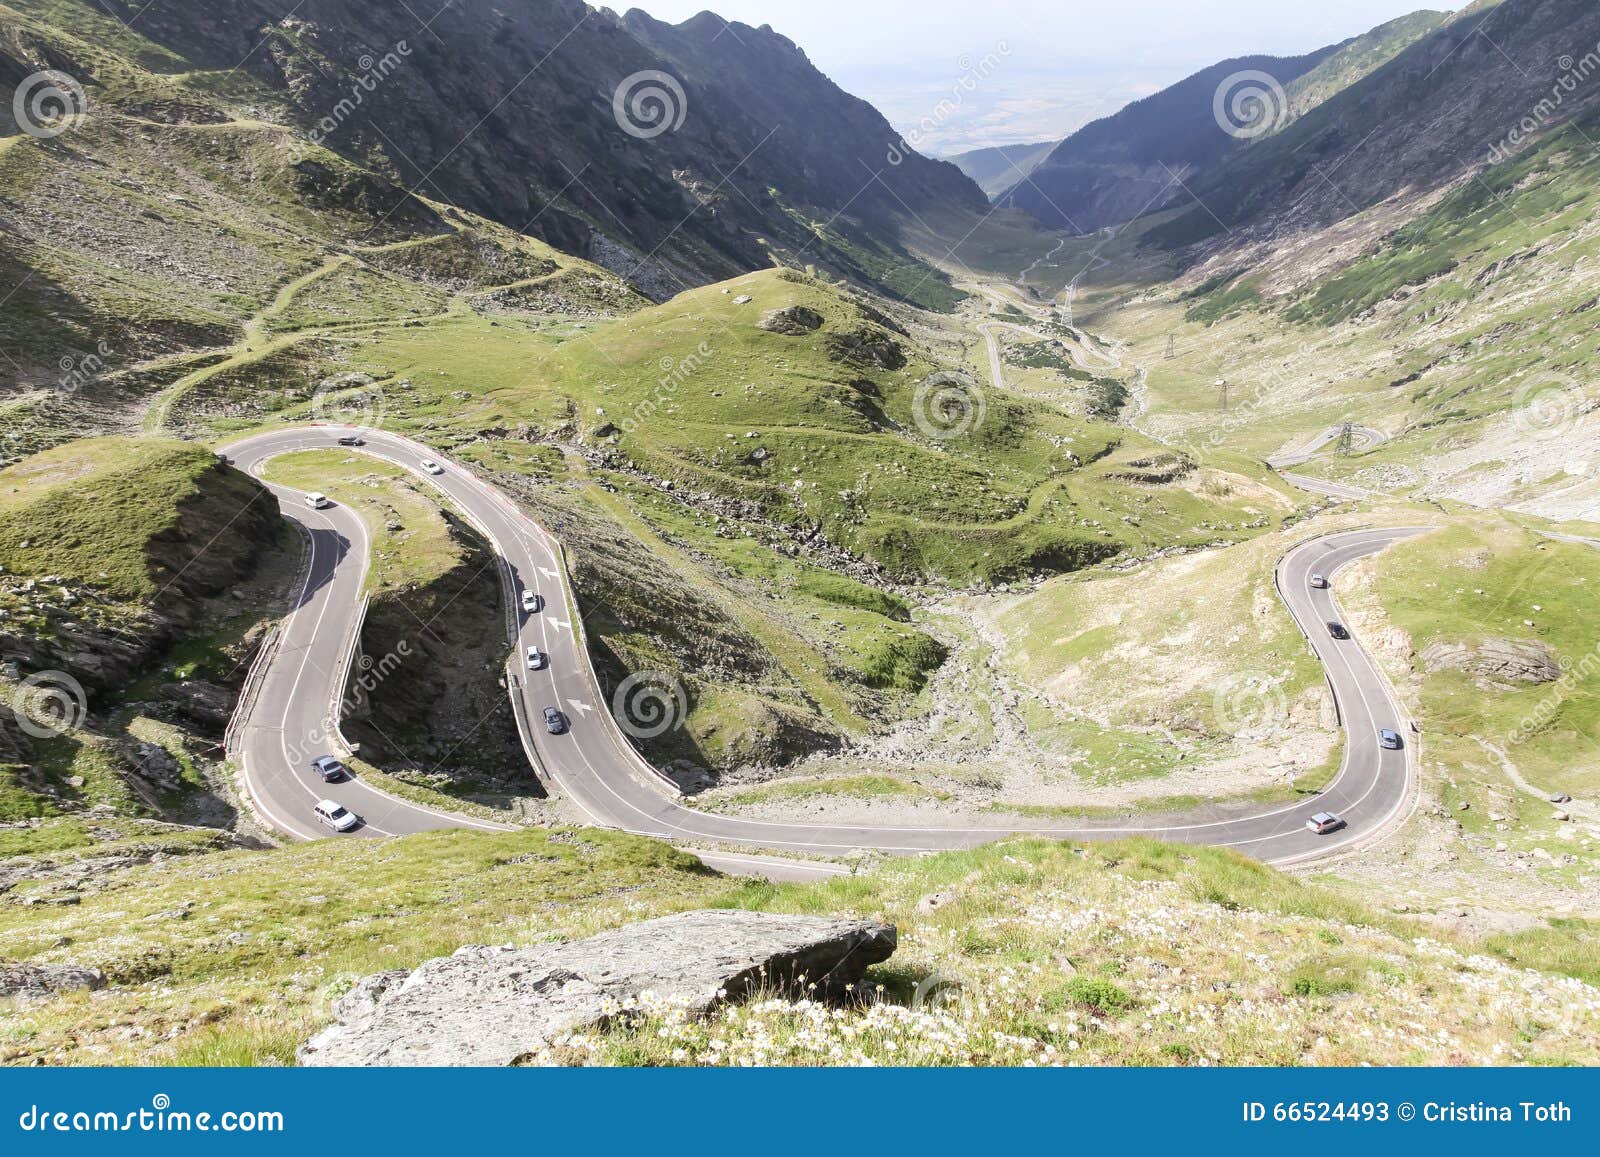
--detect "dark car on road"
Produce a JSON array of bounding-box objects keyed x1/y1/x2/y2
[
  {"x1": 311, "y1": 755, "x2": 347, "y2": 783},
  {"x1": 543, "y1": 707, "x2": 568, "y2": 735},
  {"x1": 337, "y1": 435, "x2": 364, "y2": 447},
  {"x1": 1326, "y1": 621, "x2": 1350, "y2": 640}
]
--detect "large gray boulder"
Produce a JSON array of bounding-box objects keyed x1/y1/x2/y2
[
  {"x1": 299, "y1": 909, "x2": 895, "y2": 1067},
  {"x1": 0, "y1": 962, "x2": 105, "y2": 1006},
  {"x1": 757, "y1": 306, "x2": 824, "y2": 336}
]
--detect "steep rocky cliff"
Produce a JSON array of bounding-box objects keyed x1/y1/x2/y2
[{"x1": 73, "y1": 0, "x2": 987, "y2": 304}]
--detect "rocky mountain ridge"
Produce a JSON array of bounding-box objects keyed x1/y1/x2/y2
[
  {"x1": 1000, "y1": 9, "x2": 1447, "y2": 234},
  {"x1": 70, "y1": 0, "x2": 989, "y2": 304}
]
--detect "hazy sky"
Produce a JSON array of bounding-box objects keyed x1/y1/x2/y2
[{"x1": 629, "y1": 1, "x2": 1467, "y2": 153}]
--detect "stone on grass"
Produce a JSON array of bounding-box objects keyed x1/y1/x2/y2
[
  {"x1": 0, "y1": 962, "x2": 105, "y2": 1006},
  {"x1": 757, "y1": 306, "x2": 824, "y2": 336},
  {"x1": 298, "y1": 909, "x2": 896, "y2": 1067}
]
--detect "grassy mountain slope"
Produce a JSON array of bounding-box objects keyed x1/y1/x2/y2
[
  {"x1": 987, "y1": 519, "x2": 1336, "y2": 808},
  {"x1": 2, "y1": 828, "x2": 1595, "y2": 1065},
  {"x1": 0, "y1": 0, "x2": 652, "y2": 420},
  {"x1": 254, "y1": 266, "x2": 1292, "y2": 587},
  {"x1": 1094, "y1": 95, "x2": 1600, "y2": 520},
  {"x1": 39, "y1": 0, "x2": 987, "y2": 307},
  {"x1": 0, "y1": 437, "x2": 290, "y2": 831},
  {"x1": 1146, "y1": 0, "x2": 1593, "y2": 251}
]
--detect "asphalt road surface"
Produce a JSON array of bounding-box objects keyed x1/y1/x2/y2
[
  {"x1": 1267, "y1": 425, "x2": 1387, "y2": 469},
  {"x1": 1279, "y1": 471, "x2": 1372, "y2": 503},
  {"x1": 225, "y1": 427, "x2": 1429, "y2": 866}
]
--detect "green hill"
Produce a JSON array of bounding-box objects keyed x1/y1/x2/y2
[{"x1": 0, "y1": 437, "x2": 288, "y2": 827}]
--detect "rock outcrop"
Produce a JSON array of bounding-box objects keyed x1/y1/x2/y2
[
  {"x1": 757, "y1": 306, "x2": 824, "y2": 335},
  {"x1": 825, "y1": 329, "x2": 906, "y2": 371},
  {"x1": 0, "y1": 962, "x2": 105, "y2": 1006},
  {"x1": 299, "y1": 909, "x2": 896, "y2": 1066},
  {"x1": 1420, "y1": 638, "x2": 1561, "y2": 686}
]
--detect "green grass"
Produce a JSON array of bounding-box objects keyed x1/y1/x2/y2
[
  {"x1": 5, "y1": 830, "x2": 1597, "y2": 1066},
  {"x1": 1059, "y1": 974, "x2": 1136, "y2": 1014},
  {"x1": 259, "y1": 451, "x2": 464, "y2": 592},
  {"x1": 310, "y1": 268, "x2": 1290, "y2": 587},
  {"x1": 1286, "y1": 954, "x2": 1369, "y2": 997},
  {"x1": 0, "y1": 817, "x2": 89, "y2": 857},
  {"x1": 0, "y1": 826, "x2": 721, "y2": 1064},
  {"x1": 1371, "y1": 520, "x2": 1600, "y2": 797},
  {"x1": 1285, "y1": 115, "x2": 1600, "y2": 326},
  {"x1": 0, "y1": 437, "x2": 236, "y2": 599},
  {"x1": 1184, "y1": 275, "x2": 1261, "y2": 325},
  {"x1": 0, "y1": 815, "x2": 230, "y2": 868},
  {"x1": 1484, "y1": 918, "x2": 1600, "y2": 988},
  {"x1": 992, "y1": 523, "x2": 1326, "y2": 790},
  {"x1": 843, "y1": 625, "x2": 948, "y2": 692},
  {"x1": 710, "y1": 774, "x2": 952, "y2": 810}
]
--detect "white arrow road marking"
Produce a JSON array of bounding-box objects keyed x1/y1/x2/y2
[
  {"x1": 538, "y1": 567, "x2": 558, "y2": 580},
  {"x1": 567, "y1": 699, "x2": 594, "y2": 716},
  {"x1": 550, "y1": 617, "x2": 570, "y2": 632}
]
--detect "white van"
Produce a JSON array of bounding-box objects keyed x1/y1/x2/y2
[{"x1": 305, "y1": 492, "x2": 332, "y2": 510}]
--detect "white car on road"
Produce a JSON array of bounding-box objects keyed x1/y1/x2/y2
[
  {"x1": 420, "y1": 459, "x2": 444, "y2": 476},
  {"x1": 526, "y1": 646, "x2": 547, "y2": 670},
  {"x1": 304, "y1": 492, "x2": 332, "y2": 510},
  {"x1": 313, "y1": 799, "x2": 360, "y2": 832},
  {"x1": 522, "y1": 590, "x2": 542, "y2": 613}
]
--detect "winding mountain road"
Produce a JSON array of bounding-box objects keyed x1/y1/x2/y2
[
  {"x1": 1267, "y1": 425, "x2": 1388, "y2": 469},
  {"x1": 1268, "y1": 425, "x2": 1388, "y2": 503},
  {"x1": 224, "y1": 427, "x2": 1429, "y2": 867}
]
